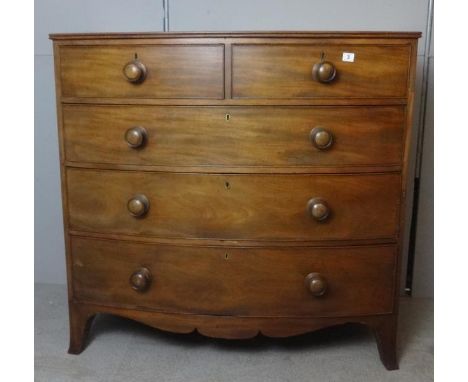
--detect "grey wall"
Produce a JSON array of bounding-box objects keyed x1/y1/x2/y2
[{"x1": 35, "y1": 0, "x2": 434, "y2": 297}]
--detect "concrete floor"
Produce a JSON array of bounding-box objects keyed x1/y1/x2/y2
[{"x1": 35, "y1": 283, "x2": 433, "y2": 382}]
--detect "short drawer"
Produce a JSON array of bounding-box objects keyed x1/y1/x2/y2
[
  {"x1": 232, "y1": 44, "x2": 411, "y2": 99},
  {"x1": 67, "y1": 169, "x2": 400, "y2": 241},
  {"x1": 71, "y1": 237, "x2": 396, "y2": 317},
  {"x1": 63, "y1": 105, "x2": 404, "y2": 168},
  {"x1": 59, "y1": 45, "x2": 224, "y2": 98}
]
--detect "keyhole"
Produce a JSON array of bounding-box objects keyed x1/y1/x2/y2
[
  {"x1": 225, "y1": 181, "x2": 231, "y2": 190},
  {"x1": 225, "y1": 113, "x2": 231, "y2": 121},
  {"x1": 224, "y1": 253, "x2": 229, "y2": 260},
  {"x1": 134, "y1": 53, "x2": 138, "y2": 60}
]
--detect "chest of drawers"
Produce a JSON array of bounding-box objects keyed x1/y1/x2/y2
[{"x1": 50, "y1": 31, "x2": 420, "y2": 370}]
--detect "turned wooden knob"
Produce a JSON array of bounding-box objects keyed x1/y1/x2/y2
[
  {"x1": 310, "y1": 127, "x2": 334, "y2": 150},
  {"x1": 130, "y1": 267, "x2": 152, "y2": 292},
  {"x1": 123, "y1": 60, "x2": 147, "y2": 83},
  {"x1": 305, "y1": 273, "x2": 327, "y2": 297},
  {"x1": 312, "y1": 61, "x2": 337, "y2": 83},
  {"x1": 307, "y1": 198, "x2": 330, "y2": 222},
  {"x1": 125, "y1": 126, "x2": 147, "y2": 148},
  {"x1": 127, "y1": 194, "x2": 150, "y2": 217}
]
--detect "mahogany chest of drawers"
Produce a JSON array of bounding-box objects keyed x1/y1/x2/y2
[{"x1": 50, "y1": 31, "x2": 420, "y2": 370}]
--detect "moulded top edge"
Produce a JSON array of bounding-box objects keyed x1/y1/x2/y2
[{"x1": 49, "y1": 31, "x2": 422, "y2": 41}]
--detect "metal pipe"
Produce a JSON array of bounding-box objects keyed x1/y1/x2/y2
[
  {"x1": 163, "y1": 0, "x2": 170, "y2": 32},
  {"x1": 415, "y1": 0, "x2": 434, "y2": 178}
]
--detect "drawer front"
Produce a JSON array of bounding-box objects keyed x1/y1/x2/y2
[
  {"x1": 63, "y1": 105, "x2": 404, "y2": 168},
  {"x1": 71, "y1": 237, "x2": 396, "y2": 317},
  {"x1": 232, "y1": 44, "x2": 410, "y2": 99},
  {"x1": 59, "y1": 45, "x2": 224, "y2": 98},
  {"x1": 67, "y1": 169, "x2": 400, "y2": 241}
]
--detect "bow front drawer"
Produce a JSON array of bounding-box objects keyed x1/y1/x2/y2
[
  {"x1": 71, "y1": 236, "x2": 396, "y2": 317},
  {"x1": 59, "y1": 45, "x2": 224, "y2": 99},
  {"x1": 63, "y1": 105, "x2": 404, "y2": 169},
  {"x1": 66, "y1": 169, "x2": 400, "y2": 241},
  {"x1": 232, "y1": 44, "x2": 411, "y2": 99}
]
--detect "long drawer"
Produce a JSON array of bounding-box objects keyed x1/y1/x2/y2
[
  {"x1": 232, "y1": 44, "x2": 411, "y2": 99},
  {"x1": 59, "y1": 45, "x2": 224, "y2": 98},
  {"x1": 63, "y1": 105, "x2": 405, "y2": 168},
  {"x1": 71, "y1": 236, "x2": 396, "y2": 317},
  {"x1": 67, "y1": 169, "x2": 401, "y2": 241}
]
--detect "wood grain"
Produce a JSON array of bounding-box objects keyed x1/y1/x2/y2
[
  {"x1": 71, "y1": 236, "x2": 396, "y2": 317},
  {"x1": 63, "y1": 105, "x2": 405, "y2": 168},
  {"x1": 232, "y1": 44, "x2": 411, "y2": 99},
  {"x1": 66, "y1": 169, "x2": 401, "y2": 241},
  {"x1": 59, "y1": 45, "x2": 224, "y2": 98}
]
